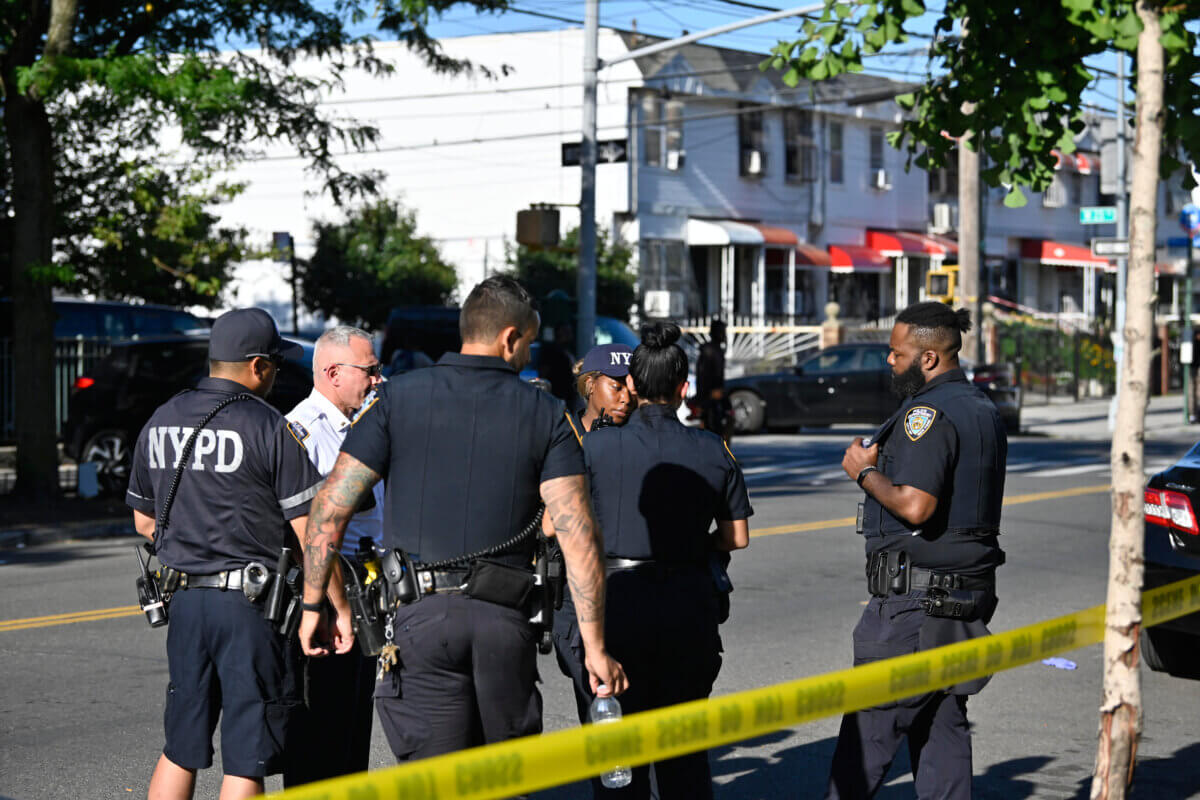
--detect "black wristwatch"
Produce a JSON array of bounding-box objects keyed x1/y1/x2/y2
[
  {"x1": 301, "y1": 601, "x2": 324, "y2": 613},
  {"x1": 856, "y1": 466, "x2": 879, "y2": 488}
]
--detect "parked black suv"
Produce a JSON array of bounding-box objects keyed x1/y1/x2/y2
[
  {"x1": 1142, "y1": 442, "x2": 1200, "y2": 680},
  {"x1": 62, "y1": 335, "x2": 314, "y2": 493}
]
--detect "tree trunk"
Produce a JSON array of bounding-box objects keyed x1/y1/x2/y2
[{"x1": 1091, "y1": 5, "x2": 1163, "y2": 798}]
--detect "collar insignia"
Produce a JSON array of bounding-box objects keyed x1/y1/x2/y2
[{"x1": 904, "y1": 406, "x2": 937, "y2": 441}]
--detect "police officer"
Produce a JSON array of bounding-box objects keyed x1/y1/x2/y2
[
  {"x1": 283, "y1": 325, "x2": 384, "y2": 787},
  {"x1": 552, "y1": 342, "x2": 635, "y2": 726},
  {"x1": 297, "y1": 275, "x2": 627, "y2": 762},
  {"x1": 826, "y1": 302, "x2": 1007, "y2": 800},
  {"x1": 695, "y1": 318, "x2": 730, "y2": 441},
  {"x1": 583, "y1": 322, "x2": 752, "y2": 799},
  {"x1": 125, "y1": 308, "x2": 352, "y2": 800}
]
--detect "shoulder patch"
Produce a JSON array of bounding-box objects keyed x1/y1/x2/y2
[
  {"x1": 904, "y1": 406, "x2": 937, "y2": 441},
  {"x1": 287, "y1": 420, "x2": 310, "y2": 449},
  {"x1": 351, "y1": 395, "x2": 380, "y2": 425}
]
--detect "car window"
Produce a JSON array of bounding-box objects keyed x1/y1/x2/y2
[
  {"x1": 803, "y1": 349, "x2": 858, "y2": 375},
  {"x1": 132, "y1": 343, "x2": 209, "y2": 383},
  {"x1": 54, "y1": 306, "x2": 101, "y2": 338},
  {"x1": 857, "y1": 348, "x2": 888, "y2": 371}
]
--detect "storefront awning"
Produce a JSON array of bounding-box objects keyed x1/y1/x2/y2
[
  {"x1": 747, "y1": 223, "x2": 799, "y2": 247},
  {"x1": 866, "y1": 229, "x2": 955, "y2": 257},
  {"x1": 686, "y1": 219, "x2": 763, "y2": 246},
  {"x1": 796, "y1": 242, "x2": 833, "y2": 267},
  {"x1": 829, "y1": 244, "x2": 892, "y2": 273},
  {"x1": 1019, "y1": 238, "x2": 1109, "y2": 268}
]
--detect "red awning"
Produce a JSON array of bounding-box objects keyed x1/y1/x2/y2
[
  {"x1": 1020, "y1": 239, "x2": 1109, "y2": 268},
  {"x1": 865, "y1": 229, "x2": 953, "y2": 257},
  {"x1": 748, "y1": 223, "x2": 800, "y2": 246},
  {"x1": 829, "y1": 244, "x2": 891, "y2": 273},
  {"x1": 796, "y1": 242, "x2": 832, "y2": 268}
]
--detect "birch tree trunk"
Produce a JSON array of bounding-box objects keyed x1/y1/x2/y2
[{"x1": 1091, "y1": 5, "x2": 1163, "y2": 797}]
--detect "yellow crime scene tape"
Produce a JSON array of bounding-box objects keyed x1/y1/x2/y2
[{"x1": 267, "y1": 572, "x2": 1200, "y2": 800}]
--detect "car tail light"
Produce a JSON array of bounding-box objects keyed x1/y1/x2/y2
[
  {"x1": 1145, "y1": 488, "x2": 1199, "y2": 536},
  {"x1": 72, "y1": 376, "x2": 95, "y2": 392}
]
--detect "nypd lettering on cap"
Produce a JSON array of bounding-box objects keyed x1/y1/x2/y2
[
  {"x1": 610, "y1": 351, "x2": 631, "y2": 366},
  {"x1": 904, "y1": 406, "x2": 937, "y2": 441}
]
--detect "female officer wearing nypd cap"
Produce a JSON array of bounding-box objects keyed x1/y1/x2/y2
[
  {"x1": 550, "y1": 342, "x2": 635, "y2": 726},
  {"x1": 581, "y1": 321, "x2": 752, "y2": 799}
]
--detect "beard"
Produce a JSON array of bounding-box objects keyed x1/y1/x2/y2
[{"x1": 891, "y1": 361, "x2": 925, "y2": 397}]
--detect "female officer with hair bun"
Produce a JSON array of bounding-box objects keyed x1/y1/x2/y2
[{"x1": 582, "y1": 321, "x2": 753, "y2": 799}]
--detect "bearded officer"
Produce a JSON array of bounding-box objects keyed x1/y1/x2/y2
[{"x1": 826, "y1": 301, "x2": 1007, "y2": 800}]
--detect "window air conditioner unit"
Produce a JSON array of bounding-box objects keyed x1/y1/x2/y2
[
  {"x1": 745, "y1": 150, "x2": 764, "y2": 175},
  {"x1": 874, "y1": 169, "x2": 892, "y2": 191},
  {"x1": 932, "y1": 202, "x2": 953, "y2": 233},
  {"x1": 667, "y1": 150, "x2": 685, "y2": 171}
]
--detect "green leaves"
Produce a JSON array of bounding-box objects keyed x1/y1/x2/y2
[{"x1": 1003, "y1": 187, "x2": 1028, "y2": 208}]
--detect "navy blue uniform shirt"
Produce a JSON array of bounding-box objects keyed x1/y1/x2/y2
[
  {"x1": 862, "y1": 368, "x2": 1007, "y2": 576},
  {"x1": 126, "y1": 377, "x2": 324, "y2": 575},
  {"x1": 584, "y1": 403, "x2": 753, "y2": 562},
  {"x1": 342, "y1": 352, "x2": 586, "y2": 567}
]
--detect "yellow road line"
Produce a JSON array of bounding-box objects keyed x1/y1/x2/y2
[
  {"x1": 0, "y1": 484, "x2": 1117, "y2": 632},
  {"x1": 0, "y1": 608, "x2": 141, "y2": 632},
  {"x1": 753, "y1": 483, "x2": 1112, "y2": 539}
]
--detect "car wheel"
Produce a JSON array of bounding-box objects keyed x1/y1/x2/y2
[
  {"x1": 729, "y1": 391, "x2": 765, "y2": 434},
  {"x1": 81, "y1": 429, "x2": 132, "y2": 496},
  {"x1": 1141, "y1": 627, "x2": 1200, "y2": 680}
]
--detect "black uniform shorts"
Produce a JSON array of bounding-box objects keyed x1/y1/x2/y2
[{"x1": 163, "y1": 587, "x2": 300, "y2": 777}]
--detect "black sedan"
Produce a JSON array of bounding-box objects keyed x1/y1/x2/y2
[
  {"x1": 725, "y1": 343, "x2": 1021, "y2": 434},
  {"x1": 63, "y1": 335, "x2": 315, "y2": 494},
  {"x1": 1142, "y1": 444, "x2": 1200, "y2": 679}
]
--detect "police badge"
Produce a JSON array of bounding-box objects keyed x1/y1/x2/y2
[{"x1": 904, "y1": 406, "x2": 937, "y2": 441}]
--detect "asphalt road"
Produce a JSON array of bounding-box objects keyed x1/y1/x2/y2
[{"x1": 2, "y1": 429, "x2": 1199, "y2": 799}]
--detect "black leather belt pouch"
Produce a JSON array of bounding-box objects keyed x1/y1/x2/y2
[
  {"x1": 867, "y1": 551, "x2": 909, "y2": 596},
  {"x1": 463, "y1": 559, "x2": 533, "y2": 610}
]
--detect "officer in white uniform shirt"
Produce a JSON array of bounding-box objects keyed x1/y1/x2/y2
[{"x1": 283, "y1": 325, "x2": 385, "y2": 787}]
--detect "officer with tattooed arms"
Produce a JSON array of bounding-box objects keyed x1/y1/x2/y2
[
  {"x1": 298, "y1": 275, "x2": 627, "y2": 764},
  {"x1": 826, "y1": 302, "x2": 1007, "y2": 800},
  {"x1": 125, "y1": 308, "x2": 348, "y2": 800}
]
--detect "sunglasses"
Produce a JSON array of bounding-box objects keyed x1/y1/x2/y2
[
  {"x1": 247, "y1": 353, "x2": 286, "y2": 367},
  {"x1": 329, "y1": 362, "x2": 382, "y2": 378}
]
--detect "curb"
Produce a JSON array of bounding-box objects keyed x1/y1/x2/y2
[{"x1": 0, "y1": 519, "x2": 136, "y2": 551}]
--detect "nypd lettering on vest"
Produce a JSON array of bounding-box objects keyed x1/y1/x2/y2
[
  {"x1": 904, "y1": 406, "x2": 937, "y2": 441},
  {"x1": 147, "y1": 426, "x2": 244, "y2": 472}
]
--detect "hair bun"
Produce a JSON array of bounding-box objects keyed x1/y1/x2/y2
[
  {"x1": 953, "y1": 308, "x2": 973, "y2": 334},
  {"x1": 640, "y1": 321, "x2": 681, "y2": 349}
]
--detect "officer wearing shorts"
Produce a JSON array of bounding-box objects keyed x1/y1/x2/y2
[
  {"x1": 582, "y1": 322, "x2": 752, "y2": 799},
  {"x1": 827, "y1": 302, "x2": 1007, "y2": 800},
  {"x1": 125, "y1": 308, "x2": 348, "y2": 800},
  {"x1": 297, "y1": 276, "x2": 627, "y2": 763}
]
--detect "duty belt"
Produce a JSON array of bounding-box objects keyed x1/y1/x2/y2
[
  {"x1": 605, "y1": 557, "x2": 704, "y2": 577},
  {"x1": 909, "y1": 567, "x2": 992, "y2": 593},
  {"x1": 177, "y1": 569, "x2": 246, "y2": 591},
  {"x1": 414, "y1": 566, "x2": 470, "y2": 594},
  {"x1": 866, "y1": 550, "x2": 993, "y2": 597}
]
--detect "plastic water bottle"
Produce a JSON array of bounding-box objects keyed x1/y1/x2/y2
[{"x1": 589, "y1": 687, "x2": 633, "y2": 788}]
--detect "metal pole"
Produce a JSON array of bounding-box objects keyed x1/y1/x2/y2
[
  {"x1": 1186, "y1": 236, "x2": 1194, "y2": 423},
  {"x1": 289, "y1": 240, "x2": 300, "y2": 336},
  {"x1": 1109, "y1": 54, "x2": 1128, "y2": 431},
  {"x1": 576, "y1": 0, "x2": 599, "y2": 357}
]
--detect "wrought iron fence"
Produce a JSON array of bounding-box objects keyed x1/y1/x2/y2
[
  {"x1": 678, "y1": 314, "x2": 822, "y2": 375},
  {"x1": 995, "y1": 322, "x2": 1115, "y2": 402},
  {"x1": 0, "y1": 338, "x2": 112, "y2": 441}
]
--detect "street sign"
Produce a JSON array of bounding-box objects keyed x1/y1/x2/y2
[
  {"x1": 1080, "y1": 206, "x2": 1118, "y2": 225},
  {"x1": 1091, "y1": 237, "x2": 1129, "y2": 258},
  {"x1": 1180, "y1": 203, "x2": 1200, "y2": 235},
  {"x1": 561, "y1": 139, "x2": 628, "y2": 166},
  {"x1": 1168, "y1": 235, "x2": 1200, "y2": 250}
]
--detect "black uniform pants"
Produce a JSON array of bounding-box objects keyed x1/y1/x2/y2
[
  {"x1": 596, "y1": 566, "x2": 723, "y2": 800},
  {"x1": 825, "y1": 594, "x2": 973, "y2": 800},
  {"x1": 282, "y1": 645, "x2": 377, "y2": 787},
  {"x1": 375, "y1": 593, "x2": 542, "y2": 761}
]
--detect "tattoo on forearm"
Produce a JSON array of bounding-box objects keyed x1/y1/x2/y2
[
  {"x1": 542, "y1": 475, "x2": 606, "y2": 624},
  {"x1": 303, "y1": 453, "x2": 380, "y2": 594}
]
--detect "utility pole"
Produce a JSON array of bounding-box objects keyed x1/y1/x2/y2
[
  {"x1": 577, "y1": 3, "x2": 827, "y2": 356},
  {"x1": 958, "y1": 18, "x2": 982, "y2": 360},
  {"x1": 576, "y1": 0, "x2": 599, "y2": 357},
  {"x1": 1109, "y1": 54, "x2": 1128, "y2": 431}
]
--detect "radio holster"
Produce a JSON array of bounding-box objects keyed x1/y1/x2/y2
[
  {"x1": 134, "y1": 543, "x2": 168, "y2": 628},
  {"x1": 921, "y1": 587, "x2": 978, "y2": 620},
  {"x1": 531, "y1": 536, "x2": 558, "y2": 654},
  {"x1": 342, "y1": 538, "x2": 389, "y2": 657},
  {"x1": 867, "y1": 550, "x2": 909, "y2": 597}
]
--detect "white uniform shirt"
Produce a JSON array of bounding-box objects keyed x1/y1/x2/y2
[{"x1": 286, "y1": 388, "x2": 385, "y2": 556}]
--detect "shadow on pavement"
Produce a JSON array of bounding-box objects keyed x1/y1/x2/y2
[
  {"x1": 1064, "y1": 741, "x2": 1200, "y2": 799},
  {"x1": 0, "y1": 541, "x2": 126, "y2": 567}
]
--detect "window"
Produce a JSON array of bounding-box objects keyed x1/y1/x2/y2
[
  {"x1": 738, "y1": 103, "x2": 766, "y2": 177},
  {"x1": 1042, "y1": 174, "x2": 1067, "y2": 208},
  {"x1": 927, "y1": 155, "x2": 958, "y2": 196},
  {"x1": 803, "y1": 348, "x2": 857, "y2": 374},
  {"x1": 641, "y1": 93, "x2": 684, "y2": 170},
  {"x1": 783, "y1": 108, "x2": 817, "y2": 182},
  {"x1": 857, "y1": 348, "x2": 889, "y2": 371},
  {"x1": 869, "y1": 126, "x2": 885, "y2": 172},
  {"x1": 829, "y1": 121, "x2": 844, "y2": 184}
]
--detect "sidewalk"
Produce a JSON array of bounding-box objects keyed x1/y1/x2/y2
[{"x1": 1020, "y1": 392, "x2": 1199, "y2": 442}]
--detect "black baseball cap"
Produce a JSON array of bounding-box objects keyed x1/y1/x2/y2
[
  {"x1": 208, "y1": 308, "x2": 302, "y2": 362},
  {"x1": 580, "y1": 343, "x2": 633, "y2": 379}
]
